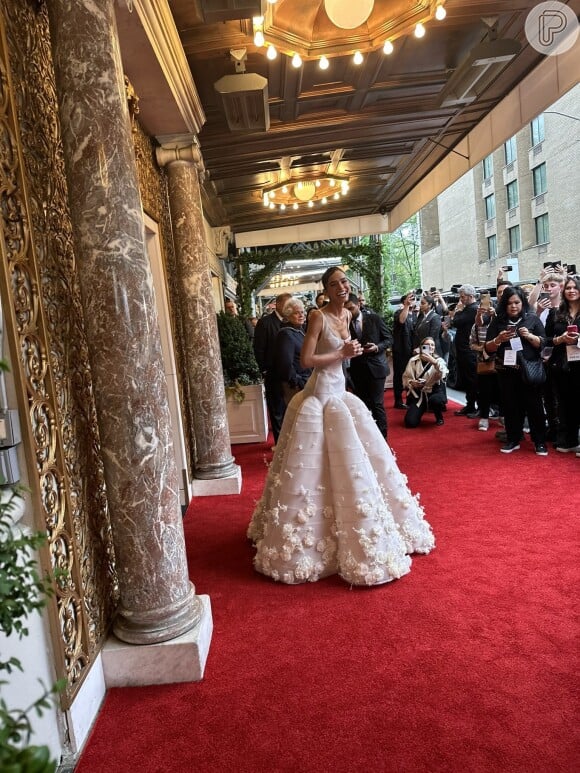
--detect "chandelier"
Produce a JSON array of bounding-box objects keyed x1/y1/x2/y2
[{"x1": 262, "y1": 176, "x2": 350, "y2": 213}]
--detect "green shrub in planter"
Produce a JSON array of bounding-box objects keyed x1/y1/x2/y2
[{"x1": 216, "y1": 313, "x2": 262, "y2": 401}]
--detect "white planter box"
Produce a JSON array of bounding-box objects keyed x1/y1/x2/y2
[{"x1": 226, "y1": 383, "x2": 268, "y2": 444}]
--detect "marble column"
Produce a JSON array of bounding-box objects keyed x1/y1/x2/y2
[
  {"x1": 156, "y1": 143, "x2": 238, "y2": 481},
  {"x1": 46, "y1": 0, "x2": 203, "y2": 645}
]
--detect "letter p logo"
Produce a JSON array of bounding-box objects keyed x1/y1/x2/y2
[{"x1": 526, "y1": 2, "x2": 579, "y2": 56}]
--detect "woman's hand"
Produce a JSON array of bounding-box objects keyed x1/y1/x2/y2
[
  {"x1": 555, "y1": 330, "x2": 579, "y2": 345},
  {"x1": 420, "y1": 352, "x2": 438, "y2": 365},
  {"x1": 519, "y1": 327, "x2": 542, "y2": 348},
  {"x1": 342, "y1": 339, "x2": 363, "y2": 359},
  {"x1": 410, "y1": 378, "x2": 425, "y2": 389}
]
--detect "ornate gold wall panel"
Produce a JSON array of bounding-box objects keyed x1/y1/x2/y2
[
  {"x1": 0, "y1": 1, "x2": 117, "y2": 707},
  {"x1": 132, "y1": 119, "x2": 196, "y2": 478}
]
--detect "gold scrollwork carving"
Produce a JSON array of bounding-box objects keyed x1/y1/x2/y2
[{"x1": 0, "y1": 0, "x2": 117, "y2": 707}]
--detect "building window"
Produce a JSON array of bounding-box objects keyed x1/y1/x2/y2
[
  {"x1": 482, "y1": 154, "x2": 493, "y2": 180},
  {"x1": 506, "y1": 180, "x2": 519, "y2": 209},
  {"x1": 531, "y1": 115, "x2": 545, "y2": 146},
  {"x1": 535, "y1": 214, "x2": 549, "y2": 245},
  {"x1": 484, "y1": 194, "x2": 496, "y2": 220},
  {"x1": 504, "y1": 136, "x2": 517, "y2": 164},
  {"x1": 487, "y1": 234, "x2": 497, "y2": 259},
  {"x1": 509, "y1": 225, "x2": 521, "y2": 253},
  {"x1": 533, "y1": 163, "x2": 547, "y2": 196}
]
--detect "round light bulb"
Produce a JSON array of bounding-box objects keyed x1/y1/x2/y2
[
  {"x1": 308, "y1": 201, "x2": 314, "y2": 208},
  {"x1": 280, "y1": 203, "x2": 286, "y2": 211},
  {"x1": 315, "y1": 180, "x2": 321, "y2": 187},
  {"x1": 333, "y1": 192, "x2": 340, "y2": 200},
  {"x1": 353, "y1": 51, "x2": 363, "y2": 65},
  {"x1": 293, "y1": 203, "x2": 298, "y2": 210},
  {"x1": 329, "y1": 179, "x2": 336, "y2": 187},
  {"x1": 319, "y1": 56, "x2": 329, "y2": 70},
  {"x1": 415, "y1": 23, "x2": 426, "y2": 38},
  {"x1": 267, "y1": 45, "x2": 277, "y2": 60},
  {"x1": 291, "y1": 53, "x2": 303, "y2": 68},
  {"x1": 254, "y1": 30, "x2": 265, "y2": 47},
  {"x1": 322, "y1": 197, "x2": 328, "y2": 204},
  {"x1": 383, "y1": 40, "x2": 394, "y2": 55},
  {"x1": 282, "y1": 185, "x2": 288, "y2": 193},
  {"x1": 435, "y1": 5, "x2": 446, "y2": 21},
  {"x1": 253, "y1": 16, "x2": 264, "y2": 25},
  {"x1": 269, "y1": 202, "x2": 275, "y2": 209}
]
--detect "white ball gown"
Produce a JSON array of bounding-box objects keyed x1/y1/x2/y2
[{"x1": 247, "y1": 314, "x2": 435, "y2": 585}]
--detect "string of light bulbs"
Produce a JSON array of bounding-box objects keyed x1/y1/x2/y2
[{"x1": 252, "y1": 2, "x2": 447, "y2": 68}]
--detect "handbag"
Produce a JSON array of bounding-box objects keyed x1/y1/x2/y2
[
  {"x1": 517, "y1": 352, "x2": 546, "y2": 385},
  {"x1": 477, "y1": 359, "x2": 496, "y2": 375}
]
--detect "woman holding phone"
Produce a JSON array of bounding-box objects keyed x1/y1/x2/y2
[
  {"x1": 544, "y1": 274, "x2": 580, "y2": 453},
  {"x1": 485, "y1": 286, "x2": 547, "y2": 455},
  {"x1": 402, "y1": 337, "x2": 448, "y2": 427}
]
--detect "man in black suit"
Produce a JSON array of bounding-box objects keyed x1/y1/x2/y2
[
  {"x1": 253, "y1": 292, "x2": 292, "y2": 444},
  {"x1": 345, "y1": 294, "x2": 392, "y2": 439}
]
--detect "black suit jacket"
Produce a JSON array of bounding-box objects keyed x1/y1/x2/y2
[
  {"x1": 253, "y1": 312, "x2": 283, "y2": 375},
  {"x1": 349, "y1": 312, "x2": 392, "y2": 379}
]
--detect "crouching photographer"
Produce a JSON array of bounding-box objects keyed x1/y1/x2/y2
[{"x1": 402, "y1": 337, "x2": 449, "y2": 428}]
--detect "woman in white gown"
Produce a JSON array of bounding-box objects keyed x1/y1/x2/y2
[{"x1": 247, "y1": 267, "x2": 434, "y2": 585}]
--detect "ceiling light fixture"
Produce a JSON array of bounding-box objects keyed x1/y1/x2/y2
[
  {"x1": 261, "y1": 175, "x2": 350, "y2": 213},
  {"x1": 435, "y1": 4, "x2": 447, "y2": 21},
  {"x1": 319, "y1": 56, "x2": 330, "y2": 70},
  {"x1": 353, "y1": 51, "x2": 364, "y2": 65},
  {"x1": 383, "y1": 40, "x2": 394, "y2": 55},
  {"x1": 254, "y1": 29, "x2": 265, "y2": 47},
  {"x1": 266, "y1": 45, "x2": 277, "y2": 60},
  {"x1": 291, "y1": 53, "x2": 302, "y2": 68},
  {"x1": 415, "y1": 23, "x2": 426, "y2": 38},
  {"x1": 324, "y1": 0, "x2": 374, "y2": 30}
]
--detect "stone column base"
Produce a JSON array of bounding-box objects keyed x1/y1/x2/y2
[
  {"x1": 102, "y1": 595, "x2": 213, "y2": 687},
  {"x1": 190, "y1": 464, "x2": 242, "y2": 496}
]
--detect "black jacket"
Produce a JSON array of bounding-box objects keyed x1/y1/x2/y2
[
  {"x1": 253, "y1": 312, "x2": 283, "y2": 376},
  {"x1": 349, "y1": 311, "x2": 392, "y2": 379},
  {"x1": 273, "y1": 325, "x2": 312, "y2": 388}
]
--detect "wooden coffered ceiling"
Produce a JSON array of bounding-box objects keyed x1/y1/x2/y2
[{"x1": 123, "y1": 1, "x2": 579, "y2": 236}]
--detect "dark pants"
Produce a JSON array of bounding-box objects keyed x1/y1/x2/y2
[
  {"x1": 552, "y1": 364, "x2": 580, "y2": 447},
  {"x1": 477, "y1": 372, "x2": 500, "y2": 419},
  {"x1": 404, "y1": 386, "x2": 446, "y2": 428},
  {"x1": 497, "y1": 368, "x2": 546, "y2": 445},
  {"x1": 350, "y1": 371, "x2": 388, "y2": 438},
  {"x1": 264, "y1": 375, "x2": 286, "y2": 444},
  {"x1": 392, "y1": 350, "x2": 411, "y2": 404},
  {"x1": 456, "y1": 350, "x2": 478, "y2": 410}
]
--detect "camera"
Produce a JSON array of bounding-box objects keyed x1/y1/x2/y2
[
  {"x1": 501, "y1": 265, "x2": 513, "y2": 272},
  {"x1": 421, "y1": 344, "x2": 431, "y2": 353}
]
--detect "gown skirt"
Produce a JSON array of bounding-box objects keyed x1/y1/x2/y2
[{"x1": 247, "y1": 315, "x2": 435, "y2": 586}]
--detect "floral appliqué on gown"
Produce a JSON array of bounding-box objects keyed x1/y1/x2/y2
[{"x1": 247, "y1": 314, "x2": 435, "y2": 585}]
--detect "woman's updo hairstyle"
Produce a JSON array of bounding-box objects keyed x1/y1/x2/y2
[
  {"x1": 422, "y1": 294, "x2": 436, "y2": 310},
  {"x1": 320, "y1": 266, "x2": 344, "y2": 290}
]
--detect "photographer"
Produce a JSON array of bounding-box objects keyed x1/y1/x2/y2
[{"x1": 402, "y1": 337, "x2": 448, "y2": 428}]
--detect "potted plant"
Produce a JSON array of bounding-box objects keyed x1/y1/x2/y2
[{"x1": 216, "y1": 312, "x2": 268, "y2": 443}]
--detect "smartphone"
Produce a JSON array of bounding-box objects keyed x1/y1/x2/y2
[
  {"x1": 480, "y1": 293, "x2": 491, "y2": 310},
  {"x1": 507, "y1": 322, "x2": 518, "y2": 336},
  {"x1": 538, "y1": 292, "x2": 550, "y2": 302},
  {"x1": 567, "y1": 264, "x2": 577, "y2": 274},
  {"x1": 567, "y1": 325, "x2": 578, "y2": 334},
  {"x1": 501, "y1": 266, "x2": 513, "y2": 272}
]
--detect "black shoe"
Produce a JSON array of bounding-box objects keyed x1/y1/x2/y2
[
  {"x1": 535, "y1": 444, "x2": 549, "y2": 456},
  {"x1": 394, "y1": 401, "x2": 406, "y2": 409},
  {"x1": 454, "y1": 406, "x2": 471, "y2": 416},
  {"x1": 435, "y1": 417, "x2": 444, "y2": 426},
  {"x1": 466, "y1": 410, "x2": 480, "y2": 419},
  {"x1": 500, "y1": 441, "x2": 520, "y2": 454}
]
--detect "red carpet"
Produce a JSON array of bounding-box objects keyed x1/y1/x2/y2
[{"x1": 77, "y1": 403, "x2": 579, "y2": 772}]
